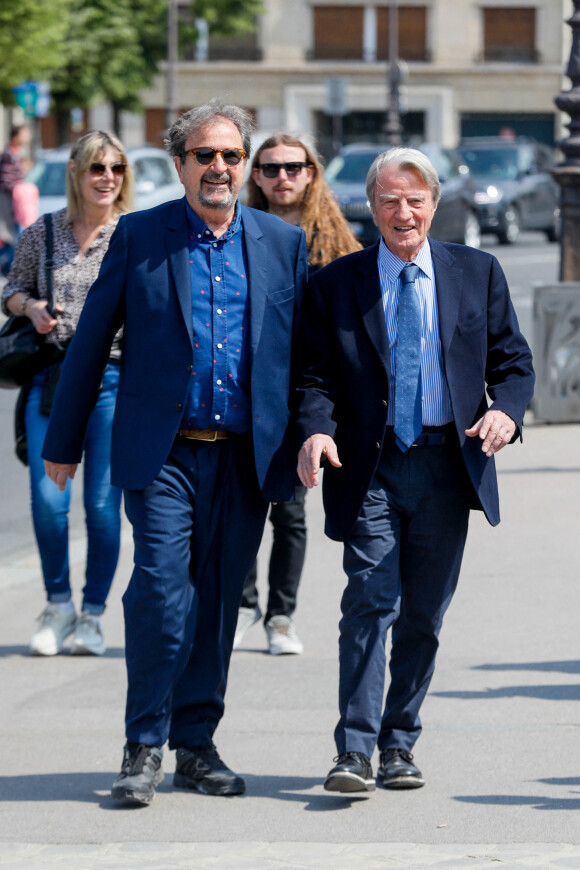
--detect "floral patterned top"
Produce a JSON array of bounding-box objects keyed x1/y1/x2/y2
[{"x1": 1, "y1": 208, "x2": 121, "y2": 350}]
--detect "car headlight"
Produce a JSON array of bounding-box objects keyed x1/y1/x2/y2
[{"x1": 474, "y1": 185, "x2": 503, "y2": 204}]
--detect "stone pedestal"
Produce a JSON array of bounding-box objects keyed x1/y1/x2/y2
[{"x1": 533, "y1": 283, "x2": 580, "y2": 421}]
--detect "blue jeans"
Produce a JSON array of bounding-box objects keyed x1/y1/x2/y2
[{"x1": 25, "y1": 362, "x2": 122, "y2": 614}]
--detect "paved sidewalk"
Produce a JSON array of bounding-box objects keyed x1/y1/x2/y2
[{"x1": 1, "y1": 418, "x2": 579, "y2": 869}]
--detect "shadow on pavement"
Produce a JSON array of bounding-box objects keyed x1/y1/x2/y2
[
  {"x1": 0, "y1": 772, "x2": 368, "y2": 812},
  {"x1": 0, "y1": 645, "x2": 125, "y2": 658},
  {"x1": 454, "y1": 792, "x2": 580, "y2": 811},
  {"x1": 432, "y1": 684, "x2": 580, "y2": 701},
  {"x1": 475, "y1": 660, "x2": 580, "y2": 674}
]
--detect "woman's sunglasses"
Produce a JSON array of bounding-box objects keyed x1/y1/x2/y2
[
  {"x1": 89, "y1": 162, "x2": 127, "y2": 177},
  {"x1": 184, "y1": 147, "x2": 246, "y2": 166},
  {"x1": 257, "y1": 162, "x2": 309, "y2": 178}
]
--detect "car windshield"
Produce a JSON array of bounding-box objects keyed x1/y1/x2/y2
[
  {"x1": 26, "y1": 159, "x2": 67, "y2": 196},
  {"x1": 458, "y1": 147, "x2": 520, "y2": 180},
  {"x1": 325, "y1": 152, "x2": 378, "y2": 184}
]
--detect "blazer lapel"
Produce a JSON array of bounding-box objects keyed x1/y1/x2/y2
[
  {"x1": 355, "y1": 243, "x2": 391, "y2": 374},
  {"x1": 241, "y1": 207, "x2": 267, "y2": 358},
  {"x1": 429, "y1": 239, "x2": 463, "y2": 353},
  {"x1": 165, "y1": 198, "x2": 193, "y2": 346}
]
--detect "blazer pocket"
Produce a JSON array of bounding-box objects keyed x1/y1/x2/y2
[
  {"x1": 267, "y1": 284, "x2": 295, "y2": 304},
  {"x1": 457, "y1": 310, "x2": 486, "y2": 335}
]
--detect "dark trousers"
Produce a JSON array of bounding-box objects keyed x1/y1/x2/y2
[
  {"x1": 122, "y1": 435, "x2": 268, "y2": 749},
  {"x1": 241, "y1": 486, "x2": 307, "y2": 623},
  {"x1": 335, "y1": 437, "x2": 472, "y2": 759}
]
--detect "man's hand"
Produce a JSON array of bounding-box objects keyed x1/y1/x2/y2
[
  {"x1": 465, "y1": 410, "x2": 516, "y2": 457},
  {"x1": 44, "y1": 461, "x2": 78, "y2": 492},
  {"x1": 297, "y1": 434, "x2": 341, "y2": 488}
]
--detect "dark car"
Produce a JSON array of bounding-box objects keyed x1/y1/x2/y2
[
  {"x1": 325, "y1": 142, "x2": 481, "y2": 248},
  {"x1": 457, "y1": 137, "x2": 560, "y2": 244}
]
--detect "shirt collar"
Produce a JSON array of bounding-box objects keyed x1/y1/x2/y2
[
  {"x1": 185, "y1": 199, "x2": 242, "y2": 240},
  {"x1": 378, "y1": 237, "x2": 434, "y2": 283}
]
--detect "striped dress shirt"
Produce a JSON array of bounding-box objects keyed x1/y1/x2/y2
[{"x1": 377, "y1": 237, "x2": 453, "y2": 427}]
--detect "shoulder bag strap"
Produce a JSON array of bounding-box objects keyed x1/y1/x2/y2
[{"x1": 43, "y1": 212, "x2": 55, "y2": 317}]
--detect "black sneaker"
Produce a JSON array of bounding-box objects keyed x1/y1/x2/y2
[
  {"x1": 323, "y1": 751, "x2": 375, "y2": 793},
  {"x1": 111, "y1": 742, "x2": 164, "y2": 805},
  {"x1": 173, "y1": 744, "x2": 245, "y2": 795},
  {"x1": 377, "y1": 748, "x2": 425, "y2": 789}
]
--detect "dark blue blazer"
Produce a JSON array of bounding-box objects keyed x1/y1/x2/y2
[
  {"x1": 295, "y1": 239, "x2": 535, "y2": 541},
  {"x1": 42, "y1": 199, "x2": 308, "y2": 502}
]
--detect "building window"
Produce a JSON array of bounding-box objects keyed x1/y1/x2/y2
[
  {"x1": 313, "y1": 6, "x2": 364, "y2": 60},
  {"x1": 377, "y1": 6, "x2": 428, "y2": 62},
  {"x1": 483, "y1": 7, "x2": 537, "y2": 62}
]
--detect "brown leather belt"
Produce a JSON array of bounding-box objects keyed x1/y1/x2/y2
[{"x1": 177, "y1": 428, "x2": 231, "y2": 442}]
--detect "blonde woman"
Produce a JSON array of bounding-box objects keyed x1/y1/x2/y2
[{"x1": 2, "y1": 131, "x2": 134, "y2": 657}]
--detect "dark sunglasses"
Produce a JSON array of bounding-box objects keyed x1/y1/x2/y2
[
  {"x1": 184, "y1": 147, "x2": 246, "y2": 166},
  {"x1": 257, "y1": 162, "x2": 309, "y2": 178},
  {"x1": 89, "y1": 162, "x2": 127, "y2": 177}
]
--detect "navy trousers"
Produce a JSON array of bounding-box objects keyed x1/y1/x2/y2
[
  {"x1": 335, "y1": 436, "x2": 472, "y2": 759},
  {"x1": 122, "y1": 435, "x2": 268, "y2": 749}
]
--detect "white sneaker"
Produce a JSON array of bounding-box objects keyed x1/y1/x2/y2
[
  {"x1": 70, "y1": 612, "x2": 106, "y2": 656},
  {"x1": 30, "y1": 602, "x2": 77, "y2": 656},
  {"x1": 265, "y1": 615, "x2": 303, "y2": 656},
  {"x1": 233, "y1": 605, "x2": 262, "y2": 650}
]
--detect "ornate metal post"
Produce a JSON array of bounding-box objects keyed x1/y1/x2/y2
[{"x1": 554, "y1": 0, "x2": 580, "y2": 280}]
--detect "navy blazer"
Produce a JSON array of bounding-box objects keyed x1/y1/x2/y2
[
  {"x1": 42, "y1": 199, "x2": 308, "y2": 502},
  {"x1": 295, "y1": 239, "x2": 535, "y2": 542}
]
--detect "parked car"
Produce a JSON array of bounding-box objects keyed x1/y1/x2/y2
[
  {"x1": 457, "y1": 137, "x2": 560, "y2": 244},
  {"x1": 325, "y1": 142, "x2": 481, "y2": 248},
  {"x1": 26, "y1": 145, "x2": 184, "y2": 215}
]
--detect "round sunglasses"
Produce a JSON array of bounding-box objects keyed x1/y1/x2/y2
[
  {"x1": 184, "y1": 147, "x2": 246, "y2": 166},
  {"x1": 89, "y1": 161, "x2": 127, "y2": 177},
  {"x1": 257, "y1": 162, "x2": 309, "y2": 178}
]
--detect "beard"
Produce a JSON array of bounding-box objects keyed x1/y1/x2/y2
[{"x1": 197, "y1": 172, "x2": 234, "y2": 210}]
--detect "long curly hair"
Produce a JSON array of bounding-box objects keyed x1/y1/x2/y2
[{"x1": 246, "y1": 134, "x2": 361, "y2": 268}]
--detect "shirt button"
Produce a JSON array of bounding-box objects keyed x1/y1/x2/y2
[
  {"x1": 217, "y1": 308, "x2": 222, "y2": 314},
  {"x1": 216, "y1": 379, "x2": 222, "y2": 385},
  {"x1": 376, "y1": 442, "x2": 381, "y2": 449},
  {"x1": 175, "y1": 403, "x2": 183, "y2": 411},
  {"x1": 215, "y1": 414, "x2": 220, "y2": 420},
  {"x1": 213, "y1": 243, "x2": 217, "y2": 248},
  {"x1": 217, "y1": 343, "x2": 222, "y2": 348},
  {"x1": 382, "y1": 399, "x2": 388, "y2": 407},
  {"x1": 187, "y1": 364, "x2": 193, "y2": 373},
  {"x1": 215, "y1": 276, "x2": 221, "y2": 282}
]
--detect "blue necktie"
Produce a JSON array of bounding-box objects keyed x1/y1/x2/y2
[{"x1": 394, "y1": 263, "x2": 422, "y2": 452}]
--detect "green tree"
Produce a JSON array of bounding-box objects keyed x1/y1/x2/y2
[
  {"x1": 0, "y1": 0, "x2": 71, "y2": 103},
  {"x1": 50, "y1": 0, "x2": 264, "y2": 142}
]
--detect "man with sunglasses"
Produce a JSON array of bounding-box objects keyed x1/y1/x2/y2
[
  {"x1": 42, "y1": 100, "x2": 308, "y2": 806},
  {"x1": 233, "y1": 135, "x2": 361, "y2": 656}
]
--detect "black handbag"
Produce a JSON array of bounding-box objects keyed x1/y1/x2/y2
[{"x1": 0, "y1": 213, "x2": 55, "y2": 389}]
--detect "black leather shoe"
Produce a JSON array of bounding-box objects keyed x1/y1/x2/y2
[
  {"x1": 173, "y1": 744, "x2": 245, "y2": 795},
  {"x1": 111, "y1": 742, "x2": 164, "y2": 805},
  {"x1": 324, "y1": 752, "x2": 375, "y2": 793},
  {"x1": 377, "y1": 748, "x2": 425, "y2": 789}
]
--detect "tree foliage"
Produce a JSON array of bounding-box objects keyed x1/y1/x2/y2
[
  {"x1": 2, "y1": 0, "x2": 264, "y2": 139},
  {"x1": 0, "y1": 0, "x2": 72, "y2": 102}
]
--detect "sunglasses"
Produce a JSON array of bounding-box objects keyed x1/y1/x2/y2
[
  {"x1": 257, "y1": 162, "x2": 309, "y2": 178},
  {"x1": 184, "y1": 147, "x2": 246, "y2": 166},
  {"x1": 89, "y1": 162, "x2": 127, "y2": 177}
]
